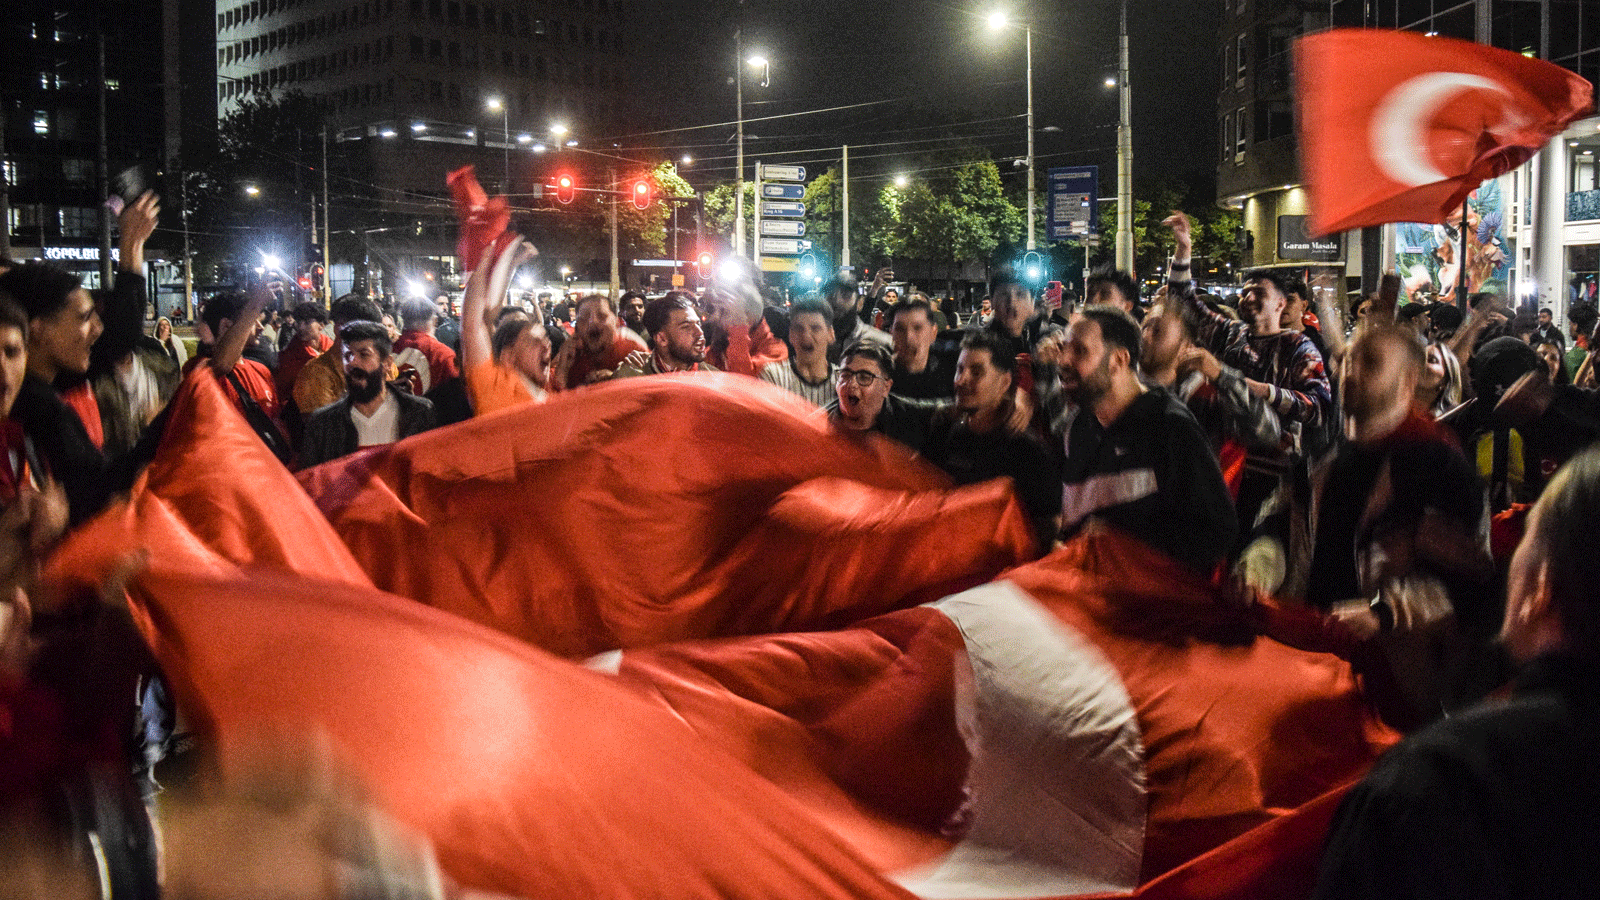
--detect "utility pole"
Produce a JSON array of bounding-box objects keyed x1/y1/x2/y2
[
  {"x1": 180, "y1": 172, "x2": 193, "y2": 320},
  {"x1": 96, "y1": 32, "x2": 114, "y2": 287},
  {"x1": 0, "y1": 105, "x2": 9, "y2": 260},
  {"x1": 1114, "y1": 0, "x2": 1135, "y2": 274},
  {"x1": 752, "y1": 159, "x2": 763, "y2": 268},
  {"x1": 841, "y1": 145, "x2": 850, "y2": 270},
  {"x1": 734, "y1": 23, "x2": 746, "y2": 258},
  {"x1": 608, "y1": 166, "x2": 620, "y2": 295},
  {"x1": 322, "y1": 125, "x2": 332, "y2": 304}
]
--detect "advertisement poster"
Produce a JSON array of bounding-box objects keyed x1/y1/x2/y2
[{"x1": 1393, "y1": 178, "x2": 1509, "y2": 305}]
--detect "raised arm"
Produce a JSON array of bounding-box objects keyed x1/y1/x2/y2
[
  {"x1": 1163, "y1": 211, "x2": 1240, "y2": 352},
  {"x1": 91, "y1": 192, "x2": 161, "y2": 375},
  {"x1": 210, "y1": 284, "x2": 272, "y2": 376},
  {"x1": 462, "y1": 239, "x2": 536, "y2": 373}
]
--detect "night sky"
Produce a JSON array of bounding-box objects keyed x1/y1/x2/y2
[{"x1": 620, "y1": 1, "x2": 1221, "y2": 194}]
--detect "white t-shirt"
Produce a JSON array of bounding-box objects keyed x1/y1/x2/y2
[{"x1": 351, "y1": 389, "x2": 401, "y2": 447}]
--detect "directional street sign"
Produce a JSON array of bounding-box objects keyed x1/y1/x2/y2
[
  {"x1": 761, "y1": 200, "x2": 805, "y2": 218},
  {"x1": 760, "y1": 164, "x2": 806, "y2": 182},
  {"x1": 760, "y1": 219, "x2": 806, "y2": 237},
  {"x1": 762, "y1": 183, "x2": 805, "y2": 199},
  {"x1": 1047, "y1": 165, "x2": 1098, "y2": 242},
  {"x1": 759, "y1": 238, "x2": 811, "y2": 255},
  {"x1": 761, "y1": 256, "x2": 800, "y2": 273}
]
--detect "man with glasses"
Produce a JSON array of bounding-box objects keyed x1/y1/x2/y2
[{"x1": 825, "y1": 342, "x2": 942, "y2": 451}]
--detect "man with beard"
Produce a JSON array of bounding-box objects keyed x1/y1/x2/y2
[
  {"x1": 615, "y1": 295, "x2": 716, "y2": 377},
  {"x1": 760, "y1": 298, "x2": 837, "y2": 407},
  {"x1": 1237, "y1": 326, "x2": 1491, "y2": 724},
  {"x1": 300, "y1": 321, "x2": 437, "y2": 468},
  {"x1": 619, "y1": 291, "x2": 648, "y2": 338},
  {"x1": 551, "y1": 294, "x2": 647, "y2": 389},
  {"x1": 822, "y1": 274, "x2": 890, "y2": 364},
  {"x1": 1050, "y1": 305, "x2": 1235, "y2": 573},
  {"x1": 1140, "y1": 305, "x2": 1283, "y2": 496},
  {"x1": 922, "y1": 329, "x2": 1061, "y2": 551}
]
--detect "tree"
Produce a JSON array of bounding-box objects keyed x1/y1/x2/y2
[
  {"x1": 701, "y1": 181, "x2": 754, "y2": 247},
  {"x1": 868, "y1": 154, "x2": 1022, "y2": 290},
  {"x1": 802, "y1": 167, "x2": 874, "y2": 271}
]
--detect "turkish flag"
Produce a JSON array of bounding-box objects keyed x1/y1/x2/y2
[{"x1": 1296, "y1": 29, "x2": 1593, "y2": 236}]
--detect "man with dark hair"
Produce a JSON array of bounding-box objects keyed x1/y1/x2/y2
[
  {"x1": 887, "y1": 297, "x2": 954, "y2": 399},
  {"x1": 619, "y1": 291, "x2": 648, "y2": 337},
  {"x1": 1166, "y1": 212, "x2": 1333, "y2": 532},
  {"x1": 822, "y1": 274, "x2": 890, "y2": 363},
  {"x1": 192, "y1": 289, "x2": 281, "y2": 412},
  {"x1": 1532, "y1": 306, "x2": 1563, "y2": 349},
  {"x1": 300, "y1": 321, "x2": 436, "y2": 467},
  {"x1": 922, "y1": 329, "x2": 1060, "y2": 550},
  {"x1": 1048, "y1": 304, "x2": 1236, "y2": 572},
  {"x1": 614, "y1": 295, "x2": 715, "y2": 377},
  {"x1": 1238, "y1": 326, "x2": 1491, "y2": 724},
  {"x1": 551, "y1": 293, "x2": 647, "y2": 389},
  {"x1": 1086, "y1": 267, "x2": 1139, "y2": 313},
  {"x1": 825, "y1": 341, "x2": 943, "y2": 450},
  {"x1": 293, "y1": 294, "x2": 385, "y2": 418},
  {"x1": 275, "y1": 300, "x2": 334, "y2": 402},
  {"x1": 2, "y1": 194, "x2": 159, "y2": 521},
  {"x1": 392, "y1": 296, "x2": 459, "y2": 394},
  {"x1": 1315, "y1": 444, "x2": 1600, "y2": 900},
  {"x1": 761, "y1": 298, "x2": 837, "y2": 406}
]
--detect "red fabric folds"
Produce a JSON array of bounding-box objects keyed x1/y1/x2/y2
[
  {"x1": 1295, "y1": 29, "x2": 1593, "y2": 235},
  {"x1": 297, "y1": 374, "x2": 1037, "y2": 657},
  {"x1": 446, "y1": 165, "x2": 511, "y2": 274}
]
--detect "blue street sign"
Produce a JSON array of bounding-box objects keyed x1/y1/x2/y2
[
  {"x1": 762, "y1": 183, "x2": 805, "y2": 199},
  {"x1": 762, "y1": 200, "x2": 805, "y2": 218},
  {"x1": 1047, "y1": 165, "x2": 1098, "y2": 243}
]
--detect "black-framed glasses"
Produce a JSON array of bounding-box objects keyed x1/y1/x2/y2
[{"x1": 837, "y1": 367, "x2": 883, "y2": 387}]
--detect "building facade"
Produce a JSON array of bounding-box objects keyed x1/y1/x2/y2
[
  {"x1": 215, "y1": 0, "x2": 628, "y2": 203},
  {"x1": 1218, "y1": 0, "x2": 1600, "y2": 318},
  {"x1": 2, "y1": 0, "x2": 214, "y2": 294}
]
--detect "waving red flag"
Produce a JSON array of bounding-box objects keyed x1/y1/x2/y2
[
  {"x1": 1296, "y1": 29, "x2": 1593, "y2": 236},
  {"x1": 446, "y1": 165, "x2": 511, "y2": 274}
]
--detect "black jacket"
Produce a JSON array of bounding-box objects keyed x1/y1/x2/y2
[{"x1": 299, "y1": 386, "x2": 437, "y2": 468}]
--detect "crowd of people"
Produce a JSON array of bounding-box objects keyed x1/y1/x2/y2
[{"x1": 2, "y1": 188, "x2": 1600, "y2": 897}]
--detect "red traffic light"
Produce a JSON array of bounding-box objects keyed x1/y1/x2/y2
[
  {"x1": 695, "y1": 251, "x2": 714, "y2": 281},
  {"x1": 631, "y1": 178, "x2": 653, "y2": 210},
  {"x1": 296, "y1": 276, "x2": 313, "y2": 290},
  {"x1": 554, "y1": 172, "x2": 576, "y2": 204}
]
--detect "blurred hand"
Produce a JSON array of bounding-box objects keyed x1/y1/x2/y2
[
  {"x1": 1176, "y1": 346, "x2": 1222, "y2": 382},
  {"x1": 119, "y1": 191, "x2": 160, "y2": 248},
  {"x1": 1162, "y1": 210, "x2": 1192, "y2": 258}
]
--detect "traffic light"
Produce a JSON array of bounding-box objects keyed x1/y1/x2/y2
[
  {"x1": 296, "y1": 275, "x2": 314, "y2": 291},
  {"x1": 695, "y1": 250, "x2": 714, "y2": 282},
  {"x1": 1021, "y1": 250, "x2": 1046, "y2": 285},
  {"x1": 630, "y1": 178, "x2": 653, "y2": 210},
  {"x1": 311, "y1": 264, "x2": 326, "y2": 291},
  {"x1": 554, "y1": 172, "x2": 576, "y2": 204}
]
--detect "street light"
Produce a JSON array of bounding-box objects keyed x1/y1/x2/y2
[
  {"x1": 894, "y1": 174, "x2": 909, "y2": 189},
  {"x1": 244, "y1": 184, "x2": 261, "y2": 196},
  {"x1": 734, "y1": 37, "x2": 771, "y2": 258},
  {"x1": 988, "y1": 9, "x2": 1035, "y2": 249},
  {"x1": 486, "y1": 96, "x2": 509, "y2": 191}
]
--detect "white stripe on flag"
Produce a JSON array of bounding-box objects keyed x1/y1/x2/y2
[{"x1": 896, "y1": 581, "x2": 1146, "y2": 900}]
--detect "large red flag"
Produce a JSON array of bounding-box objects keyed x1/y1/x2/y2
[
  {"x1": 1296, "y1": 29, "x2": 1593, "y2": 236},
  {"x1": 298, "y1": 374, "x2": 1037, "y2": 658}
]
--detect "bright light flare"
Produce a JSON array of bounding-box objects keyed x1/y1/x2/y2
[{"x1": 987, "y1": 11, "x2": 1008, "y2": 30}]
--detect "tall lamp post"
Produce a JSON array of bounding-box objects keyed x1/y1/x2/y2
[
  {"x1": 987, "y1": 10, "x2": 1035, "y2": 250},
  {"x1": 485, "y1": 96, "x2": 509, "y2": 192},
  {"x1": 735, "y1": 34, "x2": 769, "y2": 258},
  {"x1": 1115, "y1": 0, "x2": 1134, "y2": 273}
]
